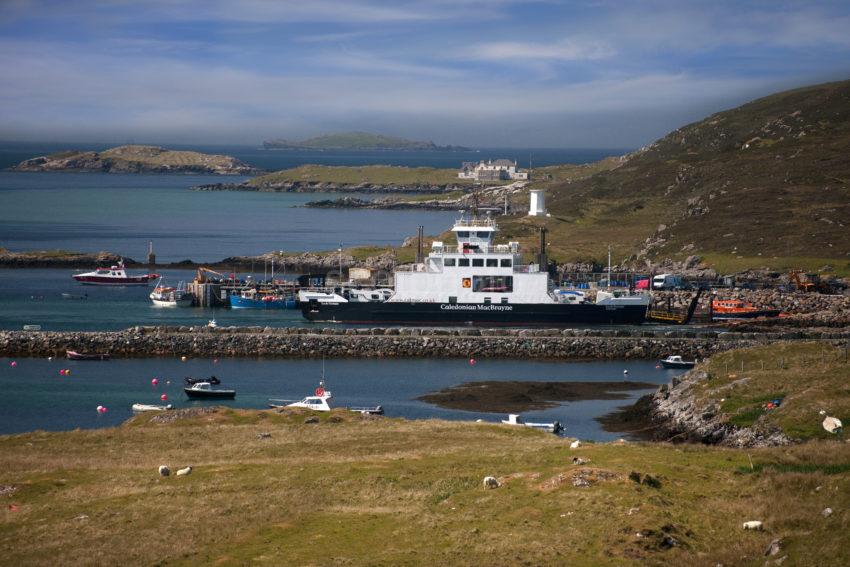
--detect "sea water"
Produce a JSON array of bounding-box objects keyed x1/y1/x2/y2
[
  {"x1": 0, "y1": 172, "x2": 459, "y2": 262},
  {"x1": 0, "y1": 356, "x2": 682, "y2": 439}
]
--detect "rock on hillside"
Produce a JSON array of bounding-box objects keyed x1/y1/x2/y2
[{"x1": 11, "y1": 145, "x2": 258, "y2": 175}]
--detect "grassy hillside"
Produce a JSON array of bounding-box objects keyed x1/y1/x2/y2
[
  {"x1": 2, "y1": 404, "x2": 848, "y2": 565},
  {"x1": 499, "y1": 80, "x2": 850, "y2": 272},
  {"x1": 249, "y1": 164, "x2": 472, "y2": 186},
  {"x1": 689, "y1": 342, "x2": 849, "y2": 439}
]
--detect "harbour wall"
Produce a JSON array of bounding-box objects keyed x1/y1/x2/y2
[{"x1": 2, "y1": 327, "x2": 848, "y2": 360}]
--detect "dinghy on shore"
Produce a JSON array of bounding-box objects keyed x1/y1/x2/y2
[
  {"x1": 132, "y1": 403, "x2": 173, "y2": 412},
  {"x1": 501, "y1": 413, "x2": 562, "y2": 434}
]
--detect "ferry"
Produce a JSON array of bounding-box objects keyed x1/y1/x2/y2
[
  {"x1": 73, "y1": 260, "x2": 158, "y2": 286},
  {"x1": 299, "y1": 216, "x2": 650, "y2": 326}
]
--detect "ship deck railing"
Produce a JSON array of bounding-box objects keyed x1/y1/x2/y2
[
  {"x1": 452, "y1": 217, "x2": 498, "y2": 228},
  {"x1": 430, "y1": 244, "x2": 520, "y2": 255}
]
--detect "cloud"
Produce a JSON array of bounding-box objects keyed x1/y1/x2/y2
[
  {"x1": 1, "y1": 1, "x2": 849, "y2": 147},
  {"x1": 467, "y1": 39, "x2": 615, "y2": 62}
]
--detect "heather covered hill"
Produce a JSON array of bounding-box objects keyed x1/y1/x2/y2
[{"x1": 510, "y1": 80, "x2": 850, "y2": 273}]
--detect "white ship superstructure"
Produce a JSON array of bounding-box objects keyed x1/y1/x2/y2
[{"x1": 391, "y1": 217, "x2": 552, "y2": 305}]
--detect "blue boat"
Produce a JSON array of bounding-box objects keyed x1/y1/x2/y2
[{"x1": 230, "y1": 290, "x2": 297, "y2": 309}]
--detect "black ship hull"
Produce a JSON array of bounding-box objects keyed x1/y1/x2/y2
[
  {"x1": 300, "y1": 301, "x2": 647, "y2": 326},
  {"x1": 184, "y1": 388, "x2": 236, "y2": 399}
]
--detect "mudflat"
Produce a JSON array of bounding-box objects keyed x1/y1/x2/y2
[{"x1": 418, "y1": 380, "x2": 657, "y2": 413}]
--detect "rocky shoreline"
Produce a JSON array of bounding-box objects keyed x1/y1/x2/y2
[
  {"x1": 2, "y1": 327, "x2": 848, "y2": 360},
  {"x1": 638, "y1": 368, "x2": 793, "y2": 448},
  {"x1": 304, "y1": 196, "x2": 461, "y2": 210},
  {"x1": 193, "y1": 180, "x2": 467, "y2": 193},
  {"x1": 0, "y1": 248, "x2": 396, "y2": 273}
]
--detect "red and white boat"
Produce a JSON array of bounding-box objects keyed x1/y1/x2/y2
[{"x1": 72, "y1": 261, "x2": 158, "y2": 286}]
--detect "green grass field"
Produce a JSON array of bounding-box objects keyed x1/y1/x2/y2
[
  {"x1": 692, "y1": 342, "x2": 850, "y2": 440},
  {"x1": 250, "y1": 165, "x2": 474, "y2": 187}
]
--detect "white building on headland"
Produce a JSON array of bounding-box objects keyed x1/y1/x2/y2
[
  {"x1": 528, "y1": 189, "x2": 546, "y2": 216},
  {"x1": 458, "y1": 159, "x2": 529, "y2": 181}
]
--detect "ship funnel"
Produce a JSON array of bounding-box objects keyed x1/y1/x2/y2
[{"x1": 537, "y1": 227, "x2": 547, "y2": 269}]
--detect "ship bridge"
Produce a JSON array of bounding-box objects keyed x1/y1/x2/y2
[{"x1": 451, "y1": 217, "x2": 497, "y2": 252}]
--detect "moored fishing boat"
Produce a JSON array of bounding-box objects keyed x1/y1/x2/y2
[
  {"x1": 269, "y1": 380, "x2": 384, "y2": 415},
  {"x1": 149, "y1": 278, "x2": 193, "y2": 307},
  {"x1": 300, "y1": 215, "x2": 649, "y2": 326},
  {"x1": 229, "y1": 289, "x2": 296, "y2": 309},
  {"x1": 72, "y1": 260, "x2": 158, "y2": 286}
]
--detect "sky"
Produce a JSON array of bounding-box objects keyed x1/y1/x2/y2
[{"x1": 1, "y1": 0, "x2": 849, "y2": 148}]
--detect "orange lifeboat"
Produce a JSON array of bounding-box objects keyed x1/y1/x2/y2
[{"x1": 712, "y1": 299, "x2": 781, "y2": 320}]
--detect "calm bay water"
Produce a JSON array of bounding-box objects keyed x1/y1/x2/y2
[
  {"x1": 0, "y1": 356, "x2": 681, "y2": 439},
  {"x1": 0, "y1": 172, "x2": 458, "y2": 262},
  {"x1": 0, "y1": 144, "x2": 629, "y2": 262}
]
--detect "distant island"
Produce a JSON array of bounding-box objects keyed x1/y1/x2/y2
[
  {"x1": 10, "y1": 145, "x2": 259, "y2": 175},
  {"x1": 262, "y1": 131, "x2": 471, "y2": 151}
]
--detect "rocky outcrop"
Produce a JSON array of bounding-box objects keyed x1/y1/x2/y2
[
  {"x1": 0, "y1": 250, "x2": 132, "y2": 268},
  {"x1": 648, "y1": 369, "x2": 792, "y2": 447},
  {"x1": 11, "y1": 145, "x2": 258, "y2": 175},
  {"x1": 2, "y1": 327, "x2": 847, "y2": 360}
]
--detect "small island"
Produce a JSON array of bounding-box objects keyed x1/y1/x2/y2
[
  {"x1": 10, "y1": 144, "x2": 259, "y2": 175},
  {"x1": 262, "y1": 131, "x2": 471, "y2": 151}
]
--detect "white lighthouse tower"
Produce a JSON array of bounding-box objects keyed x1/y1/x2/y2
[{"x1": 528, "y1": 189, "x2": 546, "y2": 216}]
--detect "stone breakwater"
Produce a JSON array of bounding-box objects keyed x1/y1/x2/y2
[{"x1": 2, "y1": 327, "x2": 849, "y2": 360}]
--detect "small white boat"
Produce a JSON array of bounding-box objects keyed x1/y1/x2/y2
[
  {"x1": 501, "y1": 413, "x2": 562, "y2": 434},
  {"x1": 269, "y1": 379, "x2": 383, "y2": 415},
  {"x1": 660, "y1": 355, "x2": 696, "y2": 369},
  {"x1": 22, "y1": 324, "x2": 42, "y2": 331},
  {"x1": 132, "y1": 403, "x2": 173, "y2": 412}
]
